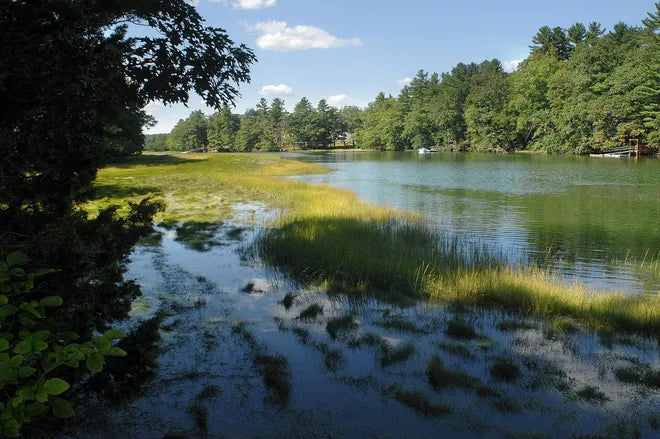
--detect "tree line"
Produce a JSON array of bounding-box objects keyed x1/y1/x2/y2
[{"x1": 151, "y1": 4, "x2": 659, "y2": 154}]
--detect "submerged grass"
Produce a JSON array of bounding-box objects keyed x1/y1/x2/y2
[
  {"x1": 91, "y1": 153, "x2": 660, "y2": 336},
  {"x1": 387, "y1": 385, "x2": 452, "y2": 418}
]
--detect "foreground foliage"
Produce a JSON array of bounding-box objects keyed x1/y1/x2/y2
[{"x1": 0, "y1": 254, "x2": 127, "y2": 437}]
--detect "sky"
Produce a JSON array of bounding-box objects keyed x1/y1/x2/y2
[{"x1": 145, "y1": 0, "x2": 656, "y2": 133}]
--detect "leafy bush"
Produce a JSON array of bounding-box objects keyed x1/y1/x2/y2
[{"x1": 0, "y1": 253, "x2": 127, "y2": 437}]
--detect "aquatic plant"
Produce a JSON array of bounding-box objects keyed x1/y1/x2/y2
[
  {"x1": 426, "y1": 356, "x2": 480, "y2": 390},
  {"x1": 490, "y1": 357, "x2": 521, "y2": 382},
  {"x1": 379, "y1": 343, "x2": 415, "y2": 367},
  {"x1": 326, "y1": 314, "x2": 359, "y2": 339},
  {"x1": 444, "y1": 318, "x2": 479, "y2": 339},
  {"x1": 298, "y1": 304, "x2": 324, "y2": 321},
  {"x1": 387, "y1": 385, "x2": 451, "y2": 418}
]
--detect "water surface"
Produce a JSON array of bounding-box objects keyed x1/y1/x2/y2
[{"x1": 285, "y1": 151, "x2": 660, "y2": 294}]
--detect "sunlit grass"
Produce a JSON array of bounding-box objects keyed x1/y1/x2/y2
[{"x1": 89, "y1": 153, "x2": 660, "y2": 335}]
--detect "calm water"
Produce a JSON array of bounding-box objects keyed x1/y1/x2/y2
[{"x1": 285, "y1": 151, "x2": 660, "y2": 294}]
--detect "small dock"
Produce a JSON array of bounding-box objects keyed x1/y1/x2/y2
[{"x1": 590, "y1": 143, "x2": 645, "y2": 158}]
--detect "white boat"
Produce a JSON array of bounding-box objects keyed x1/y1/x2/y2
[{"x1": 418, "y1": 147, "x2": 430, "y2": 154}]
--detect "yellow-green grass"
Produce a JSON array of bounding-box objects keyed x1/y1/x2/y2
[{"x1": 88, "y1": 153, "x2": 660, "y2": 336}]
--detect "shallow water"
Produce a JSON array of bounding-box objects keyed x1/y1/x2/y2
[
  {"x1": 283, "y1": 151, "x2": 660, "y2": 295},
  {"x1": 64, "y1": 205, "x2": 660, "y2": 439}
]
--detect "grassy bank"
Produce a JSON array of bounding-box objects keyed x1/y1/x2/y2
[{"x1": 90, "y1": 153, "x2": 660, "y2": 335}]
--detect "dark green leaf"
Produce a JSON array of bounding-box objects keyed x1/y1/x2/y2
[
  {"x1": 51, "y1": 398, "x2": 74, "y2": 418},
  {"x1": 43, "y1": 378, "x2": 70, "y2": 395}
]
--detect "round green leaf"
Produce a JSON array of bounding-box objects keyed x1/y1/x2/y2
[
  {"x1": 6, "y1": 253, "x2": 26, "y2": 268},
  {"x1": 51, "y1": 397, "x2": 74, "y2": 418},
  {"x1": 0, "y1": 339, "x2": 9, "y2": 352},
  {"x1": 39, "y1": 296, "x2": 63, "y2": 307},
  {"x1": 107, "y1": 347, "x2": 127, "y2": 357},
  {"x1": 86, "y1": 352, "x2": 104, "y2": 372},
  {"x1": 13, "y1": 340, "x2": 31, "y2": 355},
  {"x1": 103, "y1": 329, "x2": 128, "y2": 340},
  {"x1": 43, "y1": 378, "x2": 70, "y2": 396}
]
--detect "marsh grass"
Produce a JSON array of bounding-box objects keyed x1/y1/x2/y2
[
  {"x1": 187, "y1": 401, "x2": 209, "y2": 433},
  {"x1": 326, "y1": 314, "x2": 359, "y2": 339},
  {"x1": 387, "y1": 385, "x2": 452, "y2": 418},
  {"x1": 426, "y1": 356, "x2": 481, "y2": 390},
  {"x1": 490, "y1": 357, "x2": 521, "y2": 382},
  {"x1": 298, "y1": 304, "x2": 324, "y2": 321},
  {"x1": 375, "y1": 315, "x2": 426, "y2": 333},
  {"x1": 312, "y1": 341, "x2": 344, "y2": 371},
  {"x1": 437, "y1": 341, "x2": 477, "y2": 360},
  {"x1": 92, "y1": 153, "x2": 660, "y2": 335},
  {"x1": 444, "y1": 318, "x2": 479, "y2": 339},
  {"x1": 575, "y1": 385, "x2": 609, "y2": 403},
  {"x1": 379, "y1": 343, "x2": 415, "y2": 367},
  {"x1": 232, "y1": 320, "x2": 292, "y2": 405},
  {"x1": 280, "y1": 293, "x2": 298, "y2": 310}
]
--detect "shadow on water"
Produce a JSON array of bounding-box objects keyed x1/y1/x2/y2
[{"x1": 62, "y1": 205, "x2": 660, "y2": 439}]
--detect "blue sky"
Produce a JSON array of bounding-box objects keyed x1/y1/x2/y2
[{"x1": 145, "y1": 0, "x2": 656, "y2": 133}]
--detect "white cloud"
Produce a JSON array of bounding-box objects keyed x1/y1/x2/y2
[
  {"x1": 259, "y1": 84, "x2": 293, "y2": 96},
  {"x1": 233, "y1": 0, "x2": 276, "y2": 9},
  {"x1": 251, "y1": 21, "x2": 362, "y2": 52},
  {"x1": 397, "y1": 77, "x2": 412, "y2": 86},
  {"x1": 502, "y1": 59, "x2": 522, "y2": 72},
  {"x1": 327, "y1": 94, "x2": 355, "y2": 107}
]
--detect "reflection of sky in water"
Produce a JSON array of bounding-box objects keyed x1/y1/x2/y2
[
  {"x1": 73, "y1": 217, "x2": 659, "y2": 439},
  {"x1": 283, "y1": 151, "x2": 660, "y2": 294}
]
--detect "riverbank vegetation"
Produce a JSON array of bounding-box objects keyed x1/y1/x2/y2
[
  {"x1": 149, "y1": 4, "x2": 659, "y2": 155},
  {"x1": 91, "y1": 153, "x2": 659, "y2": 336}
]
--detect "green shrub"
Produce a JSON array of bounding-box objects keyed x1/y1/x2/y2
[{"x1": 0, "y1": 253, "x2": 127, "y2": 437}]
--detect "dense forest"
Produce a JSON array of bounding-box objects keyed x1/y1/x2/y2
[{"x1": 150, "y1": 6, "x2": 659, "y2": 154}]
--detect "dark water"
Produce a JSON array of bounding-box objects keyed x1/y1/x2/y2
[
  {"x1": 64, "y1": 207, "x2": 659, "y2": 439},
  {"x1": 284, "y1": 151, "x2": 660, "y2": 294}
]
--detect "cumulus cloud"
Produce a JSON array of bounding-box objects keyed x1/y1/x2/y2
[
  {"x1": 251, "y1": 21, "x2": 362, "y2": 52},
  {"x1": 210, "y1": 0, "x2": 276, "y2": 8},
  {"x1": 502, "y1": 60, "x2": 522, "y2": 72},
  {"x1": 259, "y1": 84, "x2": 293, "y2": 96},
  {"x1": 327, "y1": 94, "x2": 355, "y2": 107},
  {"x1": 397, "y1": 77, "x2": 412, "y2": 86}
]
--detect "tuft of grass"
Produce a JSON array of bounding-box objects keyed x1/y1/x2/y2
[
  {"x1": 389, "y1": 386, "x2": 451, "y2": 418},
  {"x1": 292, "y1": 327, "x2": 310, "y2": 344},
  {"x1": 312, "y1": 342, "x2": 344, "y2": 371},
  {"x1": 490, "y1": 357, "x2": 521, "y2": 382},
  {"x1": 379, "y1": 342, "x2": 415, "y2": 367},
  {"x1": 552, "y1": 318, "x2": 578, "y2": 333},
  {"x1": 375, "y1": 315, "x2": 426, "y2": 333},
  {"x1": 437, "y1": 341, "x2": 476, "y2": 359},
  {"x1": 280, "y1": 292, "x2": 298, "y2": 310},
  {"x1": 497, "y1": 319, "x2": 536, "y2": 332},
  {"x1": 298, "y1": 304, "x2": 324, "y2": 321},
  {"x1": 196, "y1": 385, "x2": 222, "y2": 401},
  {"x1": 575, "y1": 385, "x2": 609, "y2": 403},
  {"x1": 614, "y1": 366, "x2": 660, "y2": 389},
  {"x1": 492, "y1": 396, "x2": 521, "y2": 413},
  {"x1": 187, "y1": 401, "x2": 209, "y2": 434},
  {"x1": 426, "y1": 355, "x2": 481, "y2": 390},
  {"x1": 445, "y1": 318, "x2": 478, "y2": 340},
  {"x1": 326, "y1": 314, "x2": 359, "y2": 339},
  {"x1": 254, "y1": 353, "x2": 291, "y2": 406}
]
